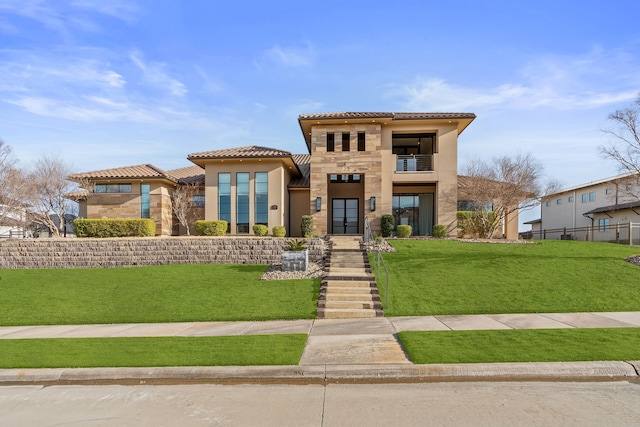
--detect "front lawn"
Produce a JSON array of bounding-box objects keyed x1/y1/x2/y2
[
  {"x1": 0, "y1": 334, "x2": 307, "y2": 368},
  {"x1": 0, "y1": 264, "x2": 320, "y2": 326},
  {"x1": 371, "y1": 240, "x2": 640, "y2": 315},
  {"x1": 398, "y1": 328, "x2": 640, "y2": 364}
]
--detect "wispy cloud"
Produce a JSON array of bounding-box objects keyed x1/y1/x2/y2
[
  {"x1": 129, "y1": 50, "x2": 188, "y2": 97},
  {"x1": 70, "y1": 0, "x2": 141, "y2": 24},
  {"x1": 389, "y1": 47, "x2": 640, "y2": 112},
  {"x1": 0, "y1": 0, "x2": 140, "y2": 37},
  {"x1": 263, "y1": 42, "x2": 315, "y2": 68}
]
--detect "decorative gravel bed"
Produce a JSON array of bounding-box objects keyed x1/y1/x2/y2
[
  {"x1": 260, "y1": 261, "x2": 325, "y2": 280},
  {"x1": 626, "y1": 255, "x2": 640, "y2": 267}
]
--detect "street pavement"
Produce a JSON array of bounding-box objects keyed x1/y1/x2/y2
[{"x1": 1, "y1": 312, "x2": 640, "y2": 384}]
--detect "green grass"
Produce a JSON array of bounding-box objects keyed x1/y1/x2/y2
[
  {"x1": 0, "y1": 334, "x2": 308, "y2": 368},
  {"x1": 371, "y1": 240, "x2": 640, "y2": 316},
  {"x1": 398, "y1": 328, "x2": 640, "y2": 364},
  {"x1": 0, "y1": 264, "x2": 321, "y2": 326}
]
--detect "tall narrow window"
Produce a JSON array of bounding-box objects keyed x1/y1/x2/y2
[
  {"x1": 218, "y1": 173, "x2": 231, "y2": 230},
  {"x1": 357, "y1": 132, "x2": 365, "y2": 151},
  {"x1": 140, "y1": 183, "x2": 150, "y2": 218},
  {"x1": 236, "y1": 172, "x2": 250, "y2": 233},
  {"x1": 589, "y1": 191, "x2": 595, "y2": 201},
  {"x1": 327, "y1": 133, "x2": 335, "y2": 152},
  {"x1": 342, "y1": 132, "x2": 350, "y2": 151},
  {"x1": 255, "y1": 172, "x2": 268, "y2": 226}
]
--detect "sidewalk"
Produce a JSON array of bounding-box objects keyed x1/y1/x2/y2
[{"x1": 1, "y1": 312, "x2": 640, "y2": 384}]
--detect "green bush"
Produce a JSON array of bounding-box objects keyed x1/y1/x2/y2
[
  {"x1": 73, "y1": 218, "x2": 156, "y2": 238},
  {"x1": 253, "y1": 224, "x2": 268, "y2": 236},
  {"x1": 381, "y1": 214, "x2": 394, "y2": 237},
  {"x1": 397, "y1": 224, "x2": 412, "y2": 238},
  {"x1": 457, "y1": 211, "x2": 496, "y2": 238},
  {"x1": 432, "y1": 224, "x2": 447, "y2": 238},
  {"x1": 301, "y1": 215, "x2": 314, "y2": 238},
  {"x1": 272, "y1": 226, "x2": 286, "y2": 237},
  {"x1": 194, "y1": 220, "x2": 228, "y2": 236}
]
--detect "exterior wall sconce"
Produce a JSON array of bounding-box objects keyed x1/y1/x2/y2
[
  {"x1": 370, "y1": 196, "x2": 376, "y2": 212},
  {"x1": 315, "y1": 197, "x2": 322, "y2": 212}
]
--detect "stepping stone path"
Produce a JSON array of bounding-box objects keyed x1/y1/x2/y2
[{"x1": 317, "y1": 236, "x2": 383, "y2": 319}]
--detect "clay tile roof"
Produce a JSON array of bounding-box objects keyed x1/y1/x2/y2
[
  {"x1": 298, "y1": 112, "x2": 394, "y2": 120},
  {"x1": 289, "y1": 154, "x2": 311, "y2": 188},
  {"x1": 65, "y1": 189, "x2": 89, "y2": 201},
  {"x1": 298, "y1": 112, "x2": 476, "y2": 120},
  {"x1": 68, "y1": 164, "x2": 177, "y2": 182},
  {"x1": 168, "y1": 165, "x2": 205, "y2": 185},
  {"x1": 188, "y1": 145, "x2": 293, "y2": 160}
]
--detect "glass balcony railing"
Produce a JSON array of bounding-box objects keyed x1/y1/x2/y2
[{"x1": 395, "y1": 154, "x2": 433, "y2": 172}]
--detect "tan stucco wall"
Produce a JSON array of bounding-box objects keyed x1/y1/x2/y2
[
  {"x1": 289, "y1": 189, "x2": 310, "y2": 237},
  {"x1": 203, "y1": 159, "x2": 292, "y2": 235}
]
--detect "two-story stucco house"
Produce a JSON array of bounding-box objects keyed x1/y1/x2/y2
[
  {"x1": 533, "y1": 172, "x2": 640, "y2": 241},
  {"x1": 70, "y1": 111, "x2": 485, "y2": 238}
]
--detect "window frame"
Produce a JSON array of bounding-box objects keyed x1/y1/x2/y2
[
  {"x1": 357, "y1": 132, "x2": 365, "y2": 151},
  {"x1": 341, "y1": 132, "x2": 350, "y2": 151},
  {"x1": 326, "y1": 133, "x2": 335, "y2": 152}
]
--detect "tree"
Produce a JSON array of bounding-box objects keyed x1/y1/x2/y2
[
  {"x1": 171, "y1": 183, "x2": 200, "y2": 235},
  {"x1": 0, "y1": 141, "x2": 29, "y2": 234},
  {"x1": 600, "y1": 94, "x2": 640, "y2": 198},
  {"x1": 24, "y1": 155, "x2": 76, "y2": 237},
  {"x1": 459, "y1": 153, "x2": 560, "y2": 238}
]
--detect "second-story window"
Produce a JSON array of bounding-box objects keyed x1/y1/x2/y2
[
  {"x1": 327, "y1": 133, "x2": 334, "y2": 152},
  {"x1": 357, "y1": 132, "x2": 365, "y2": 151},
  {"x1": 342, "y1": 132, "x2": 350, "y2": 151}
]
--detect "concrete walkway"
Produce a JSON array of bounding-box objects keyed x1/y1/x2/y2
[
  {"x1": 2, "y1": 312, "x2": 640, "y2": 364},
  {"x1": 2, "y1": 313, "x2": 640, "y2": 384}
]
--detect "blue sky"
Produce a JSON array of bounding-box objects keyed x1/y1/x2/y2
[{"x1": 2, "y1": 0, "x2": 640, "y2": 225}]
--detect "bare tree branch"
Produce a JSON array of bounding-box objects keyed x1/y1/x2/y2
[
  {"x1": 171, "y1": 183, "x2": 200, "y2": 236},
  {"x1": 24, "y1": 155, "x2": 76, "y2": 237},
  {"x1": 0, "y1": 141, "x2": 29, "y2": 234},
  {"x1": 460, "y1": 153, "x2": 560, "y2": 238},
  {"x1": 600, "y1": 94, "x2": 640, "y2": 198}
]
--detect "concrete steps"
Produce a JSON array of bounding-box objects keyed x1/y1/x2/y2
[{"x1": 317, "y1": 236, "x2": 383, "y2": 319}]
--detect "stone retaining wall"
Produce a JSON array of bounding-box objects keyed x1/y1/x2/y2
[{"x1": 0, "y1": 237, "x2": 327, "y2": 269}]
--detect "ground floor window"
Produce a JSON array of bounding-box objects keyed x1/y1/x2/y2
[
  {"x1": 255, "y1": 172, "x2": 268, "y2": 226},
  {"x1": 140, "y1": 183, "x2": 150, "y2": 218},
  {"x1": 236, "y1": 172, "x2": 250, "y2": 233},
  {"x1": 392, "y1": 193, "x2": 434, "y2": 236},
  {"x1": 598, "y1": 218, "x2": 610, "y2": 232}
]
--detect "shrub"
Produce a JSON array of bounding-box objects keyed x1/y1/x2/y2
[
  {"x1": 397, "y1": 224, "x2": 412, "y2": 238},
  {"x1": 432, "y1": 224, "x2": 447, "y2": 238},
  {"x1": 194, "y1": 220, "x2": 228, "y2": 236},
  {"x1": 253, "y1": 224, "x2": 268, "y2": 236},
  {"x1": 457, "y1": 211, "x2": 496, "y2": 238},
  {"x1": 381, "y1": 214, "x2": 394, "y2": 237},
  {"x1": 301, "y1": 215, "x2": 314, "y2": 238},
  {"x1": 272, "y1": 225, "x2": 286, "y2": 237},
  {"x1": 284, "y1": 238, "x2": 307, "y2": 251},
  {"x1": 73, "y1": 218, "x2": 156, "y2": 238}
]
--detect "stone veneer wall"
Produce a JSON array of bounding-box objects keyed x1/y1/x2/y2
[{"x1": 0, "y1": 237, "x2": 326, "y2": 269}]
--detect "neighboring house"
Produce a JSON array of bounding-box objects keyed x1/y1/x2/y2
[
  {"x1": 534, "y1": 172, "x2": 640, "y2": 241},
  {"x1": 0, "y1": 201, "x2": 29, "y2": 239},
  {"x1": 69, "y1": 111, "x2": 528, "y2": 238}
]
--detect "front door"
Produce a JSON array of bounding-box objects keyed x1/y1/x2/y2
[{"x1": 332, "y1": 198, "x2": 359, "y2": 234}]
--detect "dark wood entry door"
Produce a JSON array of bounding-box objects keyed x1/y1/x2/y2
[{"x1": 332, "y1": 198, "x2": 359, "y2": 234}]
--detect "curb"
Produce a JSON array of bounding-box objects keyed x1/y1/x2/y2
[{"x1": 1, "y1": 361, "x2": 638, "y2": 385}]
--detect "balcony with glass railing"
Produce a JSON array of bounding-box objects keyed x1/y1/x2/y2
[{"x1": 395, "y1": 154, "x2": 433, "y2": 172}]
